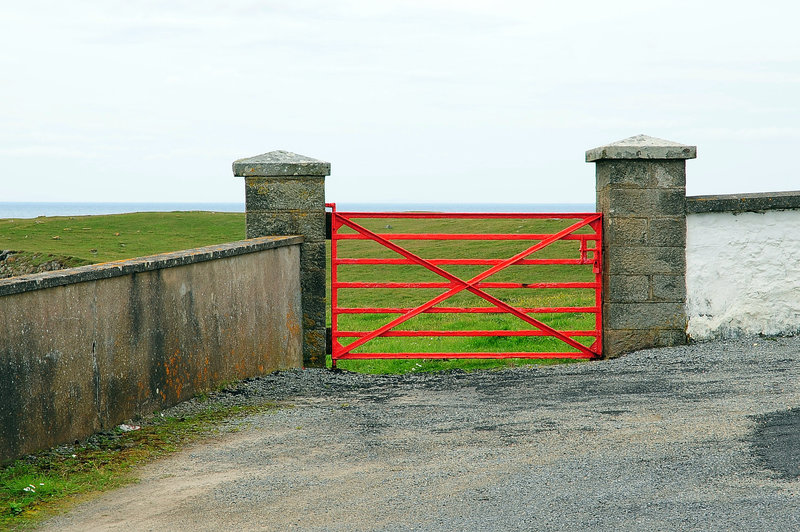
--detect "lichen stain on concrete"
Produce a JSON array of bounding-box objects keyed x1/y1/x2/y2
[
  {"x1": 163, "y1": 349, "x2": 191, "y2": 403},
  {"x1": 233, "y1": 358, "x2": 249, "y2": 379},
  {"x1": 192, "y1": 356, "x2": 211, "y2": 390},
  {"x1": 286, "y1": 310, "x2": 301, "y2": 338},
  {"x1": 136, "y1": 380, "x2": 149, "y2": 401}
]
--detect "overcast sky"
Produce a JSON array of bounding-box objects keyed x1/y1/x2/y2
[{"x1": 1, "y1": 1, "x2": 798, "y2": 204}]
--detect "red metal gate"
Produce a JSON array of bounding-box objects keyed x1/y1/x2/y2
[{"x1": 327, "y1": 204, "x2": 602, "y2": 367}]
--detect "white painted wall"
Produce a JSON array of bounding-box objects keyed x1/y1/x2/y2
[{"x1": 686, "y1": 209, "x2": 800, "y2": 339}]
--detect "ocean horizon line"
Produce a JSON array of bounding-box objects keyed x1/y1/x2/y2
[{"x1": 1, "y1": 201, "x2": 596, "y2": 219}]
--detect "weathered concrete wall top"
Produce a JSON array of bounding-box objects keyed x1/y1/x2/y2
[
  {"x1": 687, "y1": 190, "x2": 800, "y2": 214},
  {"x1": 0, "y1": 236, "x2": 303, "y2": 297}
]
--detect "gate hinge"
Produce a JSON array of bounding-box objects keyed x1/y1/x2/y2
[{"x1": 326, "y1": 327, "x2": 332, "y2": 354}]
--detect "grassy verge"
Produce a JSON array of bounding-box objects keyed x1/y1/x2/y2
[{"x1": 0, "y1": 402, "x2": 276, "y2": 530}]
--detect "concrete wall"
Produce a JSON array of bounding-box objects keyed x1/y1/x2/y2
[
  {"x1": 686, "y1": 192, "x2": 800, "y2": 339},
  {"x1": 0, "y1": 236, "x2": 303, "y2": 463}
]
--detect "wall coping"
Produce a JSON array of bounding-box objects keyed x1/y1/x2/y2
[
  {"x1": 686, "y1": 190, "x2": 800, "y2": 214},
  {"x1": 586, "y1": 134, "x2": 696, "y2": 162},
  {"x1": 233, "y1": 150, "x2": 331, "y2": 177},
  {"x1": 0, "y1": 235, "x2": 303, "y2": 297}
]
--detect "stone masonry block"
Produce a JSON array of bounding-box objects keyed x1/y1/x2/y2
[
  {"x1": 304, "y1": 327, "x2": 327, "y2": 367},
  {"x1": 595, "y1": 160, "x2": 686, "y2": 190},
  {"x1": 653, "y1": 161, "x2": 687, "y2": 188},
  {"x1": 607, "y1": 275, "x2": 649, "y2": 303},
  {"x1": 656, "y1": 328, "x2": 687, "y2": 347},
  {"x1": 246, "y1": 212, "x2": 326, "y2": 241},
  {"x1": 603, "y1": 327, "x2": 685, "y2": 357},
  {"x1": 303, "y1": 296, "x2": 326, "y2": 324},
  {"x1": 606, "y1": 247, "x2": 684, "y2": 275},
  {"x1": 607, "y1": 188, "x2": 686, "y2": 217},
  {"x1": 606, "y1": 217, "x2": 647, "y2": 246},
  {"x1": 245, "y1": 177, "x2": 325, "y2": 212},
  {"x1": 603, "y1": 329, "x2": 661, "y2": 358},
  {"x1": 595, "y1": 189, "x2": 609, "y2": 215},
  {"x1": 648, "y1": 218, "x2": 686, "y2": 247},
  {"x1": 301, "y1": 269, "x2": 326, "y2": 300},
  {"x1": 605, "y1": 302, "x2": 686, "y2": 330},
  {"x1": 651, "y1": 274, "x2": 686, "y2": 302},
  {"x1": 302, "y1": 295, "x2": 326, "y2": 328},
  {"x1": 300, "y1": 241, "x2": 327, "y2": 269}
]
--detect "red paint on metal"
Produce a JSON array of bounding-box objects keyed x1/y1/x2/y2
[
  {"x1": 327, "y1": 204, "x2": 602, "y2": 367},
  {"x1": 335, "y1": 306, "x2": 598, "y2": 314}
]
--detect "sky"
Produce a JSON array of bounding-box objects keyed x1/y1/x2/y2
[{"x1": 1, "y1": 0, "x2": 798, "y2": 205}]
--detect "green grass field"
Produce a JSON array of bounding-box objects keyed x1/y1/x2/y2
[
  {"x1": 0, "y1": 210, "x2": 600, "y2": 374},
  {"x1": 0, "y1": 211, "x2": 246, "y2": 267}
]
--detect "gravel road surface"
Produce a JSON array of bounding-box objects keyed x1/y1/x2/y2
[{"x1": 39, "y1": 337, "x2": 800, "y2": 531}]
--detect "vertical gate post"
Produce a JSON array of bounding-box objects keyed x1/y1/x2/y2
[
  {"x1": 586, "y1": 135, "x2": 696, "y2": 357},
  {"x1": 233, "y1": 151, "x2": 331, "y2": 367}
]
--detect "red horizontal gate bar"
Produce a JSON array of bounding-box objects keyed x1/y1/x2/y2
[
  {"x1": 335, "y1": 306, "x2": 599, "y2": 314},
  {"x1": 337, "y1": 330, "x2": 597, "y2": 337},
  {"x1": 335, "y1": 233, "x2": 594, "y2": 240},
  {"x1": 327, "y1": 204, "x2": 603, "y2": 367},
  {"x1": 334, "y1": 282, "x2": 598, "y2": 289}
]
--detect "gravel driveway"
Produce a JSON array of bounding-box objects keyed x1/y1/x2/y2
[{"x1": 40, "y1": 337, "x2": 800, "y2": 531}]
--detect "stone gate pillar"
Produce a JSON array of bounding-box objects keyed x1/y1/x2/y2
[
  {"x1": 233, "y1": 151, "x2": 330, "y2": 367},
  {"x1": 586, "y1": 135, "x2": 695, "y2": 357}
]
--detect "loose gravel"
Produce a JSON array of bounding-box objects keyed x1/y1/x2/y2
[{"x1": 40, "y1": 337, "x2": 800, "y2": 531}]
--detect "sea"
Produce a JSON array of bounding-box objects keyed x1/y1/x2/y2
[{"x1": 0, "y1": 202, "x2": 595, "y2": 219}]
